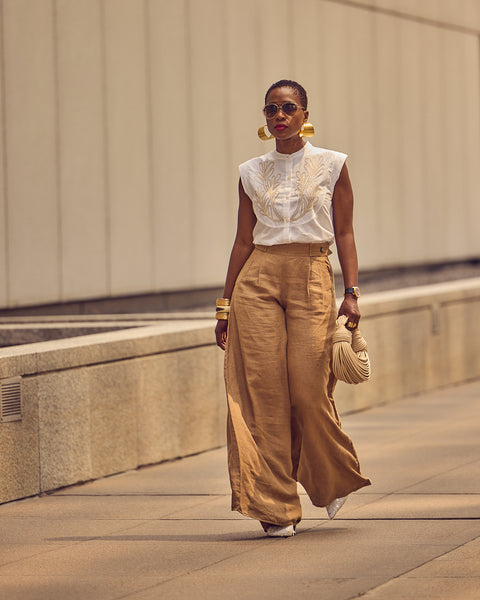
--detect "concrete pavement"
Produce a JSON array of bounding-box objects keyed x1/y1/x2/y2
[{"x1": 1, "y1": 380, "x2": 479, "y2": 599}]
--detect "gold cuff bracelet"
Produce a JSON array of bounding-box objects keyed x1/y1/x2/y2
[{"x1": 216, "y1": 298, "x2": 230, "y2": 320}]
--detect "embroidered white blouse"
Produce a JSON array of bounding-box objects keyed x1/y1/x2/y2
[{"x1": 239, "y1": 141, "x2": 347, "y2": 246}]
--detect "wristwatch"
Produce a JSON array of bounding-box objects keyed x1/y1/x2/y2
[{"x1": 344, "y1": 286, "x2": 361, "y2": 299}]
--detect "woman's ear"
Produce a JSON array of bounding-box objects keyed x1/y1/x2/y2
[{"x1": 303, "y1": 110, "x2": 309, "y2": 123}]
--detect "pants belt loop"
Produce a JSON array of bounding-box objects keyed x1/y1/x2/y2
[{"x1": 310, "y1": 243, "x2": 327, "y2": 256}]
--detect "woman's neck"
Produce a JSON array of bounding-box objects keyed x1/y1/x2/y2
[{"x1": 275, "y1": 137, "x2": 306, "y2": 155}]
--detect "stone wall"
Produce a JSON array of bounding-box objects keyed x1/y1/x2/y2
[
  {"x1": 0, "y1": 322, "x2": 226, "y2": 504},
  {"x1": 1, "y1": 279, "x2": 480, "y2": 504}
]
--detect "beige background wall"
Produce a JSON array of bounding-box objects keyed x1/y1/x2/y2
[{"x1": 0, "y1": 0, "x2": 479, "y2": 309}]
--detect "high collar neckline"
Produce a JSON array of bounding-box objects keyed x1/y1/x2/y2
[{"x1": 272, "y1": 141, "x2": 310, "y2": 159}]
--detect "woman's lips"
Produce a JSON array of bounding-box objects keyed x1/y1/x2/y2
[{"x1": 275, "y1": 124, "x2": 287, "y2": 131}]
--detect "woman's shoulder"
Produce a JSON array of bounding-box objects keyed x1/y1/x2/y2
[
  {"x1": 306, "y1": 145, "x2": 347, "y2": 188},
  {"x1": 239, "y1": 149, "x2": 275, "y2": 171},
  {"x1": 307, "y1": 144, "x2": 347, "y2": 162}
]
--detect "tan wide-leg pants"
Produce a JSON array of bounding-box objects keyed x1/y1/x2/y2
[{"x1": 225, "y1": 243, "x2": 371, "y2": 527}]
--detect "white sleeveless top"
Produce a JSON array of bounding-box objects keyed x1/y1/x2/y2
[{"x1": 239, "y1": 142, "x2": 347, "y2": 245}]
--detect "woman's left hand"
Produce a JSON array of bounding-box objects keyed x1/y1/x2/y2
[{"x1": 338, "y1": 295, "x2": 360, "y2": 330}]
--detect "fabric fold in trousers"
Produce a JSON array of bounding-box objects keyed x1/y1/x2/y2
[{"x1": 225, "y1": 243, "x2": 371, "y2": 527}]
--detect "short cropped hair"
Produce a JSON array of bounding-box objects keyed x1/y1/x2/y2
[{"x1": 264, "y1": 80, "x2": 308, "y2": 110}]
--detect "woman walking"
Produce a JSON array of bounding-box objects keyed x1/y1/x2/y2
[{"x1": 215, "y1": 80, "x2": 371, "y2": 537}]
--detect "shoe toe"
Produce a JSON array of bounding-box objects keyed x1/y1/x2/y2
[
  {"x1": 266, "y1": 524, "x2": 295, "y2": 537},
  {"x1": 326, "y1": 496, "x2": 347, "y2": 520}
]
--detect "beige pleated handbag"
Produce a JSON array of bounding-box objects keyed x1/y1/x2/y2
[{"x1": 332, "y1": 315, "x2": 371, "y2": 384}]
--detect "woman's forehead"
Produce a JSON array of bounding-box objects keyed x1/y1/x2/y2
[{"x1": 265, "y1": 86, "x2": 300, "y2": 103}]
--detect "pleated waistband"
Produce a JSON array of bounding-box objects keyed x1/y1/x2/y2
[{"x1": 254, "y1": 243, "x2": 331, "y2": 256}]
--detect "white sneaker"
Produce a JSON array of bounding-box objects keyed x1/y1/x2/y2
[
  {"x1": 326, "y1": 496, "x2": 347, "y2": 519},
  {"x1": 265, "y1": 524, "x2": 296, "y2": 537}
]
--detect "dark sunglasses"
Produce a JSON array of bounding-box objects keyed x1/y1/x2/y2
[{"x1": 263, "y1": 102, "x2": 305, "y2": 119}]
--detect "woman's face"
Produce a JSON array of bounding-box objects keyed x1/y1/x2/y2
[{"x1": 264, "y1": 86, "x2": 309, "y2": 141}]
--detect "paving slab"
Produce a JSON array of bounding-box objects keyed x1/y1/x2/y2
[
  {"x1": 52, "y1": 449, "x2": 231, "y2": 496},
  {"x1": 0, "y1": 380, "x2": 479, "y2": 599},
  {"x1": 359, "y1": 537, "x2": 480, "y2": 600},
  {"x1": 0, "y1": 494, "x2": 214, "y2": 520}
]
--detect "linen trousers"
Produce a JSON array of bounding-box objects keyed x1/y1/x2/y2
[{"x1": 225, "y1": 243, "x2": 371, "y2": 527}]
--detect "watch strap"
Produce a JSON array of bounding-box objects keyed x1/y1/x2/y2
[{"x1": 344, "y1": 286, "x2": 360, "y2": 298}]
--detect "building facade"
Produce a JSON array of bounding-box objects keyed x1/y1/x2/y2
[{"x1": 0, "y1": 0, "x2": 479, "y2": 309}]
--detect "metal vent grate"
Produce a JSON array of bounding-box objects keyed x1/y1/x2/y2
[{"x1": 0, "y1": 377, "x2": 22, "y2": 422}]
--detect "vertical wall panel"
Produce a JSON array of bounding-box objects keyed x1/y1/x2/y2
[
  {"x1": 148, "y1": 0, "x2": 193, "y2": 291},
  {"x1": 225, "y1": 0, "x2": 264, "y2": 166},
  {"x1": 462, "y1": 35, "x2": 480, "y2": 252},
  {"x1": 291, "y1": 0, "x2": 320, "y2": 90},
  {"x1": 346, "y1": 8, "x2": 379, "y2": 270},
  {"x1": 374, "y1": 13, "x2": 404, "y2": 266},
  {"x1": 257, "y1": 0, "x2": 293, "y2": 87},
  {"x1": 0, "y1": 1, "x2": 9, "y2": 305},
  {"x1": 56, "y1": 0, "x2": 108, "y2": 300},
  {"x1": 3, "y1": 0, "x2": 60, "y2": 305},
  {"x1": 442, "y1": 30, "x2": 468, "y2": 258},
  {"x1": 420, "y1": 25, "x2": 445, "y2": 262},
  {"x1": 318, "y1": 2, "x2": 353, "y2": 154},
  {"x1": 224, "y1": 0, "x2": 263, "y2": 248},
  {"x1": 103, "y1": 0, "x2": 152, "y2": 295},
  {"x1": 399, "y1": 19, "x2": 425, "y2": 264},
  {"x1": 188, "y1": 0, "x2": 230, "y2": 286},
  {"x1": 291, "y1": 0, "x2": 325, "y2": 139}
]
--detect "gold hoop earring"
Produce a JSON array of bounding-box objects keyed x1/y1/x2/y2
[
  {"x1": 299, "y1": 123, "x2": 315, "y2": 138},
  {"x1": 258, "y1": 125, "x2": 274, "y2": 141}
]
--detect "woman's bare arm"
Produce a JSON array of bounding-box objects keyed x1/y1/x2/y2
[
  {"x1": 215, "y1": 179, "x2": 256, "y2": 349},
  {"x1": 332, "y1": 163, "x2": 361, "y2": 325}
]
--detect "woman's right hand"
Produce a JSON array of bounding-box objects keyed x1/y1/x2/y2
[{"x1": 215, "y1": 320, "x2": 228, "y2": 351}]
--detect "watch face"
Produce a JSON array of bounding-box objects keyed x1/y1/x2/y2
[{"x1": 346, "y1": 287, "x2": 360, "y2": 298}]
